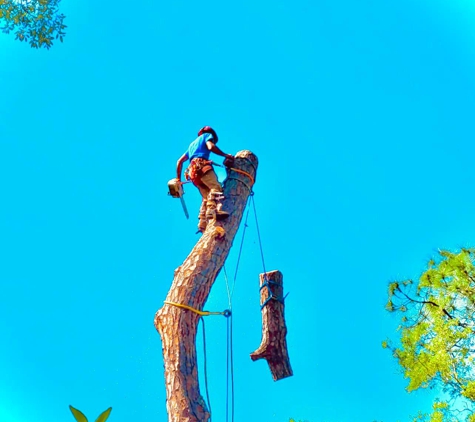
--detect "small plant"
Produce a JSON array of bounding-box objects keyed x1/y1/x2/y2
[{"x1": 69, "y1": 405, "x2": 112, "y2": 422}]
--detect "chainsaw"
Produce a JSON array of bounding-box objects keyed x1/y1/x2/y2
[{"x1": 167, "y1": 178, "x2": 189, "y2": 219}]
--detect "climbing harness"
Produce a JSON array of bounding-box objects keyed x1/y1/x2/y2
[
  {"x1": 186, "y1": 158, "x2": 255, "y2": 192},
  {"x1": 185, "y1": 158, "x2": 214, "y2": 183},
  {"x1": 185, "y1": 157, "x2": 255, "y2": 189}
]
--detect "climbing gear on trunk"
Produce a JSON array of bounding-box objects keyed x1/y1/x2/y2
[
  {"x1": 259, "y1": 277, "x2": 289, "y2": 309},
  {"x1": 225, "y1": 167, "x2": 255, "y2": 192},
  {"x1": 167, "y1": 178, "x2": 189, "y2": 219},
  {"x1": 164, "y1": 300, "x2": 231, "y2": 317}
]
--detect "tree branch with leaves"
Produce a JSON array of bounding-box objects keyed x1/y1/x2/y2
[
  {"x1": 384, "y1": 248, "x2": 475, "y2": 422},
  {"x1": 0, "y1": 0, "x2": 66, "y2": 49}
]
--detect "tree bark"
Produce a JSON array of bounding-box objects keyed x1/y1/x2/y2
[
  {"x1": 154, "y1": 150, "x2": 258, "y2": 422},
  {"x1": 250, "y1": 270, "x2": 293, "y2": 381}
]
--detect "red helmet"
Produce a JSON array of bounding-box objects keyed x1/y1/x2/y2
[{"x1": 198, "y1": 126, "x2": 218, "y2": 143}]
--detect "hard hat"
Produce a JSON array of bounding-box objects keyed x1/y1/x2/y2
[{"x1": 198, "y1": 126, "x2": 218, "y2": 143}]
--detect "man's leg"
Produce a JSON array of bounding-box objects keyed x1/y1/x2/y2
[
  {"x1": 200, "y1": 170, "x2": 229, "y2": 221},
  {"x1": 195, "y1": 181, "x2": 210, "y2": 232}
]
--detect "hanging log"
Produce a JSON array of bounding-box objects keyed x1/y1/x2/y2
[
  {"x1": 154, "y1": 150, "x2": 258, "y2": 422},
  {"x1": 250, "y1": 270, "x2": 293, "y2": 381}
]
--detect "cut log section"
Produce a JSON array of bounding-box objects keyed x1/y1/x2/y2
[{"x1": 250, "y1": 270, "x2": 293, "y2": 381}]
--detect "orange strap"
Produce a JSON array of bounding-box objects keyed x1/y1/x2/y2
[{"x1": 229, "y1": 167, "x2": 255, "y2": 186}]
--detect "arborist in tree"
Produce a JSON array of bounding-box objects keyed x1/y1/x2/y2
[{"x1": 176, "y1": 126, "x2": 235, "y2": 233}]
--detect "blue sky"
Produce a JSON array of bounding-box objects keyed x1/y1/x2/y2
[{"x1": 1, "y1": 0, "x2": 475, "y2": 421}]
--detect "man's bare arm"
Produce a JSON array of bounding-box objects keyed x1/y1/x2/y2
[
  {"x1": 176, "y1": 154, "x2": 188, "y2": 180},
  {"x1": 206, "y1": 141, "x2": 234, "y2": 160}
]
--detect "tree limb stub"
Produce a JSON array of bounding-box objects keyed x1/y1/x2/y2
[
  {"x1": 154, "y1": 150, "x2": 258, "y2": 422},
  {"x1": 250, "y1": 270, "x2": 293, "y2": 381}
]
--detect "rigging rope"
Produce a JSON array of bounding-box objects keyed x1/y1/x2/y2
[
  {"x1": 251, "y1": 194, "x2": 268, "y2": 276},
  {"x1": 201, "y1": 318, "x2": 212, "y2": 420},
  {"x1": 221, "y1": 193, "x2": 252, "y2": 422},
  {"x1": 250, "y1": 194, "x2": 286, "y2": 307},
  {"x1": 226, "y1": 314, "x2": 234, "y2": 422}
]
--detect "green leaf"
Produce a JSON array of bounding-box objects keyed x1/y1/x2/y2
[
  {"x1": 95, "y1": 407, "x2": 112, "y2": 422},
  {"x1": 69, "y1": 405, "x2": 88, "y2": 422}
]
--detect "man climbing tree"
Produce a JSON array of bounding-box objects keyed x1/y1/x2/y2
[
  {"x1": 384, "y1": 248, "x2": 475, "y2": 422},
  {"x1": 0, "y1": 0, "x2": 66, "y2": 49},
  {"x1": 175, "y1": 126, "x2": 235, "y2": 233}
]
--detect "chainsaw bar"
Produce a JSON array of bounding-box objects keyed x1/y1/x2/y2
[{"x1": 180, "y1": 195, "x2": 189, "y2": 219}]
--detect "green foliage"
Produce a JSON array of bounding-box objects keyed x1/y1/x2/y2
[
  {"x1": 385, "y1": 248, "x2": 475, "y2": 421},
  {"x1": 69, "y1": 405, "x2": 112, "y2": 422},
  {"x1": 0, "y1": 0, "x2": 66, "y2": 49}
]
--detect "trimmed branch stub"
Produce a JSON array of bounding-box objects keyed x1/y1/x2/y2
[
  {"x1": 154, "y1": 150, "x2": 258, "y2": 422},
  {"x1": 250, "y1": 270, "x2": 293, "y2": 381}
]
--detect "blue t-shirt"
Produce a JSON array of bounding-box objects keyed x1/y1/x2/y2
[{"x1": 184, "y1": 133, "x2": 215, "y2": 161}]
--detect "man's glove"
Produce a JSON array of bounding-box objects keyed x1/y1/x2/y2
[{"x1": 223, "y1": 155, "x2": 235, "y2": 168}]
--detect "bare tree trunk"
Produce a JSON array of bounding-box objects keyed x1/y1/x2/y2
[
  {"x1": 154, "y1": 150, "x2": 258, "y2": 422},
  {"x1": 250, "y1": 270, "x2": 293, "y2": 381}
]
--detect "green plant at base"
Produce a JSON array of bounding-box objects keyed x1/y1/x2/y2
[{"x1": 69, "y1": 405, "x2": 112, "y2": 422}]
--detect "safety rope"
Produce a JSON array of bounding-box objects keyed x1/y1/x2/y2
[
  {"x1": 250, "y1": 195, "x2": 289, "y2": 308},
  {"x1": 251, "y1": 194, "x2": 267, "y2": 276},
  {"x1": 226, "y1": 313, "x2": 234, "y2": 422},
  {"x1": 224, "y1": 196, "x2": 252, "y2": 304},
  {"x1": 200, "y1": 318, "x2": 212, "y2": 419}
]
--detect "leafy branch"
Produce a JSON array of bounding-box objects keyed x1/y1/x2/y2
[
  {"x1": 384, "y1": 248, "x2": 475, "y2": 421},
  {"x1": 0, "y1": 0, "x2": 66, "y2": 49}
]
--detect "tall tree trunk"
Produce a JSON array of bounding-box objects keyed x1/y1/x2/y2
[{"x1": 154, "y1": 150, "x2": 258, "y2": 422}]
